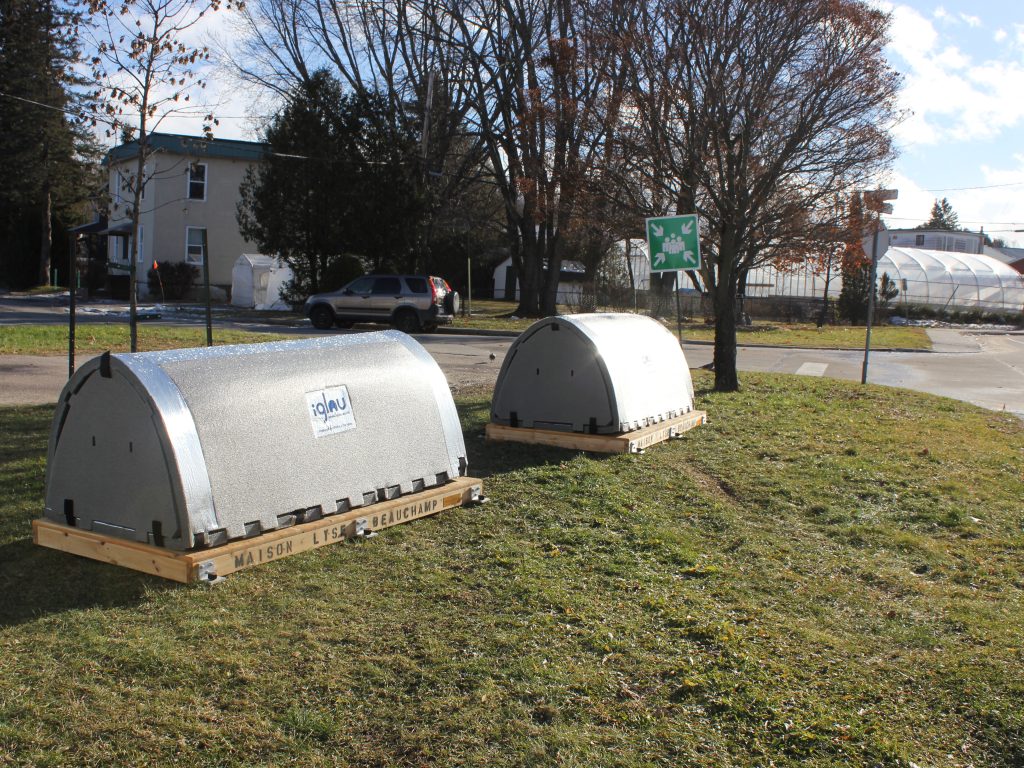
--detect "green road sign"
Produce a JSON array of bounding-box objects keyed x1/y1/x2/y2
[{"x1": 646, "y1": 214, "x2": 701, "y2": 271}]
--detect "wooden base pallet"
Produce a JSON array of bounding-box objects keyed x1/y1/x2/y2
[
  {"x1": 485, "y1": 410, "x2": 707, "y2": 454},
  {"x1": 33, "y1": 476, "x2": 484, "y2": 584}
]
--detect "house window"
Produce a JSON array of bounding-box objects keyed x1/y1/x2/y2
[
  {"x1": 137, "y1": 225, "x2": 144, "y2": 261},
  {"x1": 915, "y1": 234, "x2": 924, "y2": 246},
  {"x1": 188, "y1": 163, "x2": 207, "y2": 200},
  {"x1": 186, "y1": 227, "x2": 206, "y2": 264},
  {"x1": 113, "y1": 170, "x2": 129, "y2": 205}
]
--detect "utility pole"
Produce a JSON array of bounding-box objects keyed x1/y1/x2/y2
[{"x1": 419, "y1": 71, "x2": 435, "y2": 275}]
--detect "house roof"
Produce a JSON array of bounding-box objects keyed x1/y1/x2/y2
[{"x1": 106, "y1": 132, "x2": 268, "y2": 164}]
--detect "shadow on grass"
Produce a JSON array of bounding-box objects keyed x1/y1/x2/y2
[
  {"x1": 457, "y1": 395, "x2": 691, "y2": 476},
  {"x1": 463, "y1": 429, "x2": 586, "y2": 477},
  {"x1": 0, "y1": 536, "x2": 173, "y2": 627}
]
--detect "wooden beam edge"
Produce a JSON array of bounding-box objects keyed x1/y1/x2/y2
[
  {"x1": 32, "y1": 478, "x2": 484, "y2": 584},
  {"x1": 486, "y1": 411, "x2": 707, "y2": 453}
]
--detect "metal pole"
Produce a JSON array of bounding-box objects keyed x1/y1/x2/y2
[
  {"x1": 466, "y1": 252, "x2": 472, "y2": 317},
  {"x1": 68, "y1": 235, "x2": 77, "y2": 378},
  {"x1": 861, "y1": 218, "x2": 880, "y2": 384},
  {"x1": 201, "y1": 228, "x2": 213, "y2": 347},
  {"x1": 675, "y1": 270, "x2": 683, "y2": 345}
]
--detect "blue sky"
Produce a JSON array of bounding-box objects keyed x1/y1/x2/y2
[{"x1": 882, "y1": 0, "x2": 1024, "y2": 243}]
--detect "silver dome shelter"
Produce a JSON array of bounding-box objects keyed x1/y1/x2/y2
[
  {"x1": 43, "y1": 332, "x2": 468, "y2": 551},
  {"x1": 490, "y1": 313, "x2": 696, "y2": 435}
]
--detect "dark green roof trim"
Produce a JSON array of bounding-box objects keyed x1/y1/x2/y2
[{"x1": 106, "y1": 133, "x2": 268, "y2": 164}]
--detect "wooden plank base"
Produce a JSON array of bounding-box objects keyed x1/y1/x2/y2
[
  {"x1": 33, "y1": 477, "x2": 484, "y2": 584},
  {"x1": 485, "y1": 411, "x2": 707, "y2": 454}
]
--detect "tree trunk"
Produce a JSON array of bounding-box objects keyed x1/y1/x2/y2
[
  {"x1": 129, "y1": 134, "x2": 146, "y2": 354},
  {"x1": 712, "y1": 251, "x2": 740, "y2": 392},
  {"x1": 515, "y1": 227, "x2": 542, "y2": 316},
  {"x1": 39, "y1": 181, "x2": 52, "y2": 286},
  {"x1": 540, "y1": 239, "x2": 563, "y2": 316}
]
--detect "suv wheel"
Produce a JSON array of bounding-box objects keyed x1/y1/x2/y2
[
  {"x1": 335, "y1": 319, "x2": 354, "y2": 329},
  {"x1": 392, "y1": 308, "x2": 420, "y2": 334},
  {"x1": 309, "y1": 305, "x2": 334, "y2": 330}
]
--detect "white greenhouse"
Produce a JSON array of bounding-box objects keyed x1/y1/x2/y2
[
  {"x1": 743, "y1": 247, "x2": 1024, "y2": 314},
  {"x1": 876, "y1": 248, "x2": 1024, "y2": 312}
]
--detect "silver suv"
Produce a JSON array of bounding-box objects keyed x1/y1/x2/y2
[{"x1": 304, "y1": 274, "x2": 461, "y2": 333}]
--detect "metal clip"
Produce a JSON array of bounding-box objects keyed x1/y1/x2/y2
[
  {"x1": 196, "y1": 560, "x2": 224, "y2": 585},
  {"x1": 352, "y1": 518, "x2": 376, "y2": 539}
]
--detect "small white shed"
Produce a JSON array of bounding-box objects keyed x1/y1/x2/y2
[{"x1": 230, "y1": 254, "x2": 293, "y2": 309}]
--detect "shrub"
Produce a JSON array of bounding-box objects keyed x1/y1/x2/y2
[{"x1": 147, "y1": 261, "x2": 197, "y2": 300}]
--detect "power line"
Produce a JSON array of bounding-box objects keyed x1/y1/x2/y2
[{"x1": 922, "y1": 180, "x2": 1024, "y2": 192}]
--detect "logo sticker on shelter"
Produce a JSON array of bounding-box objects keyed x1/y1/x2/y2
[{"x1": 306, "y1": 385, "x2": 356, "y2": 437}]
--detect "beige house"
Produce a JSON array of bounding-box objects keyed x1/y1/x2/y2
[{"x1": 106, "y1": 133, "x2": 267, "y2": 297}]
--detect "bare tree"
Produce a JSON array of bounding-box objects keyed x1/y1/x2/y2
[
  {"x1": 438, "y1": 0, "x2": 633, "y2": 316},
  {"x1": 86, "y1": 0, "x2": 238, "y2": 351},
  {"x1": 623, "y1": 0, "x2": 901, "y2": 390}
]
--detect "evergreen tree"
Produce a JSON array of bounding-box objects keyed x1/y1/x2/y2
[
  {"x1": 919, "y1": 197, "x2": 960, "y2": 230},
  {"x1": 878, "y1": 272, "x2": 899, "y2": 308},
  {"x1": 238, "y1": 70, "x2": 426, "y2": 302},
  {"x1": 0, "y1": 0, "x2": 98, "y2": 289}
]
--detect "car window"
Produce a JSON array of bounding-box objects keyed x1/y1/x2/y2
[
  {"x1": 405, "y1": 277, "x2": 429, "y2": 294},
  {"x1": 346, "y1": 277, "x2": 374, "y2": 295},
  {"x1": 372, "y1": 277, "x2": 402, "y2": 295}
]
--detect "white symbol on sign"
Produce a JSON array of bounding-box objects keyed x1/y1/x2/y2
[
  {"x1": 651, "y1": 223, "x2": 664, "y2": 237},
  {"x1": 679, "y1": 221, "x2": 693, "y2": 235},
  {"x1": 663, "y1": 234, "x2": 687, "y2": 255},
  {"x1": 654, "y1": 251, "x2": 666, "y2": 266}
]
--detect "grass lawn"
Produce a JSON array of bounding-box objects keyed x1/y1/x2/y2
[
  {"x1": 678, "y1": 322, "x2": 931, "y2": 350},
  {"x1": 1, "y1": 374, "x2": 1021, "y2": 766},
  {"x1": 454, "y1": 302, "x2": 931, "y2": 349},
  {"x1": 0, "y1": 324, "x2": 291, "y2": 355}
]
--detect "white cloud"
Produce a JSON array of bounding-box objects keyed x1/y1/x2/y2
[
  {"x1": 887, "y1": 5, "x2": 1024, "y2": 146},
  {"x1": 929, "y1": 6, "x2": 982, "y2": 29},
  {"x1": 994, "y1": 28, "x2": 1007, "y2": 43}
]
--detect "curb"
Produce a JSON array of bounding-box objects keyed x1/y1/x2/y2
[{"x1": 435, "y1": 326, "x2": 522, "y2": 338}]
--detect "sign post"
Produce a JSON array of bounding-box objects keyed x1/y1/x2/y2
[{"x1": 861, "y1": 189, "x2": 898, "y2": 384}]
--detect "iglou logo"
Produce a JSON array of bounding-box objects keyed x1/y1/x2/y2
[{"x1": 305, "y1": 385, "x2": 356, "y2": 437}]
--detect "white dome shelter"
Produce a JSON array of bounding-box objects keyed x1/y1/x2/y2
[
  {"x1": 877, "y1": 248, "x2": 1024, "y2": 313},
  {"x1": 490, "y1": 313, "x2": 695, "y2": 434}
]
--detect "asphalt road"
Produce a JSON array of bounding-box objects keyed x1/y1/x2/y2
[{"x1": 2, "y1": 294, "x2": 1022, "y2": 418}]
